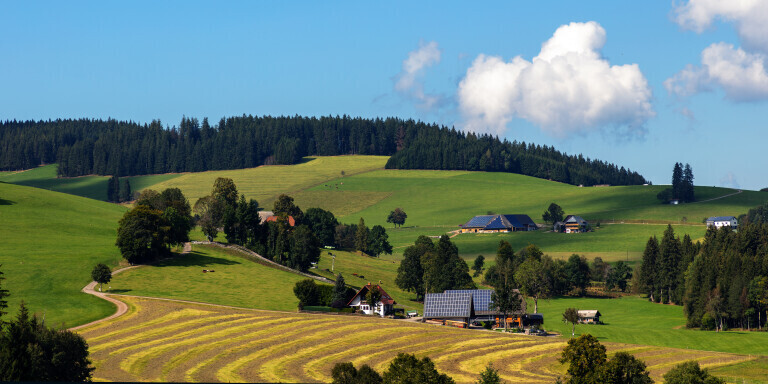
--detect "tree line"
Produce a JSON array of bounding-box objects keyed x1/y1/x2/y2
[
  {"x1": 636, "y1": 223, "x2": 768, "y2": 331},
  {"x1": 0, "y1": 116, "x2": 646, "y2": 186}
]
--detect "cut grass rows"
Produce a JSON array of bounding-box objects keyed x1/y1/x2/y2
[{"x1": 76, "y1": 297, "x2": 762, "y2": 383}]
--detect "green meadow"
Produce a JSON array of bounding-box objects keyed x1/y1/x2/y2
[
  {"x1": 0, "y1": 165, "x2": 109, "y2": 201},
  {"x1": 534, "y1": 295, "x2": 768, "y2": 356},
  {"x1": 0, "y1": 182, "x2": 126, "y2": 327},
  {"x1": 107, "y1": 244, "x2": 318, "y2": 312}
]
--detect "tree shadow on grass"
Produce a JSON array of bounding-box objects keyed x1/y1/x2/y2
[
  {"x1": 153, "y1": 251, "x2": 242, "y2": 268},
  {"x1": 0, "y1": 198, "x2": 15, "y2": 205},
  {"x1": 107, "y1": 289, "x2": 132, "y2": 294}
]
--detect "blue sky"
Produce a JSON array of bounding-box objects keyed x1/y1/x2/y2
[{"x1": 1, "y1": 1, "x2": 766, "y2": 190}]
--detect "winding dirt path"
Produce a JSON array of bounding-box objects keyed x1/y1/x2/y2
[{"x1": 69, "y1": 243, "x2": 192, "y2": 331}]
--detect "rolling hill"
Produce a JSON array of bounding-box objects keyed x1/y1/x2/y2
[{"x1": 0, "y1": 182, "x2": 127, "y2": 326}]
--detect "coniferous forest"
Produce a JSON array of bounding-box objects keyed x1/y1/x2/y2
[{"x1": 0, "y1": 116, "x2": 646, "y2": 186}]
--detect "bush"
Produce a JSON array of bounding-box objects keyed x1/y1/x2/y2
[{"x1": 700, "y1": 313, "x2": 716, "y2": 331}]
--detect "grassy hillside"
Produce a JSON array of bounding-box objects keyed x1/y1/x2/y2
[
  {"x1": 305, "y1": 169, "x2": 767, "y2": 226},
  {"x1": 535, "y1": 296, "x2": 768, "y2": 355},
  {"x1": 144, "y1": 155, "x2": 389, "y2": 207},
  {"x1": 78, "y1": 296, "x2": 760, "y2": 383},
  {"x1": 0, "y1": 165, "x2": 109, "y2": 200},
  {"x1": 0, "y1": 182, "x2": 126, "y2": 326},
  {"x1": 108, "y1": 244, "x2": 318, "y2": 311}
]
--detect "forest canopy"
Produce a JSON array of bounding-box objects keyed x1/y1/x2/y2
[{"x1": 0, "y1": 115, "x2": 646, "y2": 186}]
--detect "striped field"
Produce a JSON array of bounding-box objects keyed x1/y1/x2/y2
[{"x1": 78, "y1": 297, "x2": 758, "y2": 383}]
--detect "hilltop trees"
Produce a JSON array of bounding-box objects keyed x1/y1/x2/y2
[
  {"x1": 658, "y1": 162, "x2": 695, "y2": 203},
  {"x1": 1, "y1": 116, "x2": 646, "y2": 187}
]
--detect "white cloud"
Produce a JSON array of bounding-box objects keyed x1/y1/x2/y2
[
  {"x1": 457, "y1": 21, "x2": 654, "y2": 137},
  {"x1": 674, "y1": 0, "x2": 768, "y2": 53},
  {"x1": 665, "y1": 43, "x2": 768, "y2": 101},
  {"x1": 394, "y1": 41, "x2": 443, "y2": 109}
]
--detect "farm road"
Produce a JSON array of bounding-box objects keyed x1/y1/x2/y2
[{"x1": 70, "y1": 243, "x2": 192, "y2": 331}]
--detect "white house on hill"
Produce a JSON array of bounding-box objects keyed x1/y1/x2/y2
[
  {"x1": 706, "y1": 216, "x2": 738, "y2": 229},
  {"x1": 347, "y1": 283, "x2": 396, "y2": 317}
]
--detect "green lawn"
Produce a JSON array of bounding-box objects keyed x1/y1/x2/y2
[
  {"x1": 107, "y1": 244, "x2": 320, "y2": 312},
  {"x1": 0, "y1": 165, "x2": 109, "y2": 201},
  {"x1": 450, "y1": 223, "x2": 707, "y2": 261},
  {"x1": 0, "y1": 182, "x2": 126, "y2": 327},
  {"x1": 535, "y1": 295, "x2": 768, "y2": 356}
]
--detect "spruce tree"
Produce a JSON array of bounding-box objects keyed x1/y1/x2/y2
[
  {"x1": 639, "y1": 237, "x2": 660, "y2": 302},
  {"x1": 355, "y1": 218, "x2": 369, "y2": 254},
  {"x1": 672, "y1": 162, "x2": 683, "y2": 200}
]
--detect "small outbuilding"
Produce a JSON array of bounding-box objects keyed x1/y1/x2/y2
[{"x1": 577, "y1": 310, "x2": 601, "y2": 324}]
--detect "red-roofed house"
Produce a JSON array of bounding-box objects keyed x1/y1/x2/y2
[
  {"x1": 347, "y1": 283, "x2": 396, "y2": 317},
  {"x1": 265, "y1": 215, "x2": 296, "y2": 226}
]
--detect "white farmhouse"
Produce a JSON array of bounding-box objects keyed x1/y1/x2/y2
[
  {"x1": 706, "y1": 216, "x2": 738, "y2": 229},
  {"x1": 347, "y1": 283, "x2": 396, "y2": 317}
]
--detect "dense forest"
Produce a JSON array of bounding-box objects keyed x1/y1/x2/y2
[
  {"x1": 637, "y1": 224, "x2": 768, "y2": 331},
  {"x1": 0, "y1": 116, "x2": 646, "y2": 186}
]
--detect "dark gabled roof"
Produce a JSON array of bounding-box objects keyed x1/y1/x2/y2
[
  {"x1": 461, "y1": 215, "x2": 495, "y2": 228},
  {"x1": 424, "y1": 291, "x2": 473, "y2": 319},
  {"x1": 564, "y1": 215, "x2": 587, "y2": 225},
  {"x1": 347, "y1": 283, "x2": 396, "y2": 307},
  {"x1": 706, "y1": 216, "x2": 737, "y2": 222},
  {"x1": 461, "y1": 214, "x2": 537, "y2": 230},
  {"x1": 504, "y1": 214, "x2": 537, "y2": 228}
]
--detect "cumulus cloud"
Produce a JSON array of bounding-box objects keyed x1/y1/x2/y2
[
  {"x1": 394, "y1": 41, "x2": 444, "y2": 109},
  {"x1": 674, "y1": 0, "x2": 768, "y2": 53},
  {"x1": 665, "y1": 43, "x2": 768, "y2": 101},
  {"x1": 457, "y1": 21, "x2": 654, "y2": 137}
]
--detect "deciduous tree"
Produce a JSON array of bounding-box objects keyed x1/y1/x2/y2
[
  {"x1": 562, "y1": 308, "x2": 579, "y2": 337},
  {"x1": 91, "y1": 263, "x2": 112, "y2": 292},
  {"x1": 387, "y1": 208, "x2": 408, "y2": 228},
  {"x1": 381, "y1": 353, "x2": 455, "y2": 384},
  {"x1": 542, "y1": 202, "x2": 564, "y2": 224}
]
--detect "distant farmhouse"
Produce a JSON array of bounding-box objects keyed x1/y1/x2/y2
[
  {"x1": 347, "y1": 283, "x2": 396, "y2": 317},
  {"x1": 706, "y1": 216, "x2": 738, "y2": 230},
  {"x1": 423, "y1": 289, "x2": 542, "y2": 329},
  {"x1": 259, "y1": 211, "x2": 296, "y2": 226},
  {"x1": 460, "y1": 214, "x2": 538, "y2": 233},
  {"x1": 554, "y1": 215, "x2": 589, "y2": 233},
  {"x1": 577, "y1": 310, "x2": 602, "y2": 324}
]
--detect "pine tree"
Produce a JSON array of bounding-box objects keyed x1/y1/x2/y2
[
  {"x1": 672, "y1": 163, "x2": 683, "y2": 200},
  {"x1": 639, "y1": 237, "x2": 660, "y2": 302},
  {"x1": 683, "y1": 163, "x2": 695, "y2": 202},
  {"x1": 355, "y1": 218, "x2": 369, "y2": 254}
]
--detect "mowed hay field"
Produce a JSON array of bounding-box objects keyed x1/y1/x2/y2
[
  {"x1": 79, "y1": 296, "x2": 758, "y2": 383},
  {"x1": 143, "y1": 155, "x2": 389, "y2": 207},
  {"x1": 0, "y1": 182, "x2": 126, "y2": 326}
]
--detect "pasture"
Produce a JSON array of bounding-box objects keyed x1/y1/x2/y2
[
  {"x1": 534, "y1": 296, "x2": 768, "y2": 356},
  {"x1": 107, "y1": 245, "x2": 317, "y2": 312},
  {"x1": 78, "y1": 296, "x2": 759, "y2": 383},
  {"x1": 0, "y1": 182, "x2": 126, "y2": 327},
  {"x1": 0, "y1": 164, "x2": 109, "y2": 200},
  {"x1": 142, "y1": 155, "x2": 388, "y2": 207}
]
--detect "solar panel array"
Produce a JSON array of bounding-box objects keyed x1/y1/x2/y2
[
  {"x1": 462, "y1": 215, "x2": 494, "y2": 228},
  {"x1": 446, "y1": 289, "x2": 496, "y2": 314},
  {"x1": 423, "y1": 291, "x2": 472, "y2": 318}
]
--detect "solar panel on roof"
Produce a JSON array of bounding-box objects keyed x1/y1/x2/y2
[
  {"x1": 445, "y1": 289, "x2": 496, "y2": 313},
  {"x1": 423, "y1": 292, "x2": 472, "y2": 318},
  {"x1": 463, "y1": 215, "x2": 494, "y2": 228}
]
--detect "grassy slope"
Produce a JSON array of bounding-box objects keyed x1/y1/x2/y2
[
  {"x1": 144, "y1": 156, "x2": 389, "y2": 207},
  {"x1": 0, "y1": 182, "x2": 126, "y2": 327},
  {"x1": 108, "y1": 244, "x2": 318, "y2": 311},
  {"x1": 535, "y1": 296, "x2": 768, "y2": 356},
  {"x1": 0, "y1": 165, "x2": 109, "y2": 201},
  {"x1": 309, "y1": 170, "x2": 767, "y2": 226}
]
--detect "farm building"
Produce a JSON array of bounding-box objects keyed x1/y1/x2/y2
[
  {"x1": 577, "y1": 310, "x2": 601, "y2": 324},
  {"x1": 459, "y1": 214, "x2": 538, "y2": 233},
  {"x1": 424, "y1": 289, "x2": 538, "y2": 329},
  {"x1": 264, "y1": 214, "x2": 296, "y2": 226},
  {"x1": 554, "y1": 215, "x2": 589, "y2": 233},
  {"x1": 347, "y1": 283, "x2": 396, "y2": 317},
  {"x1": 706, "y1": 216, "x2": 738, "y2": 229}
]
